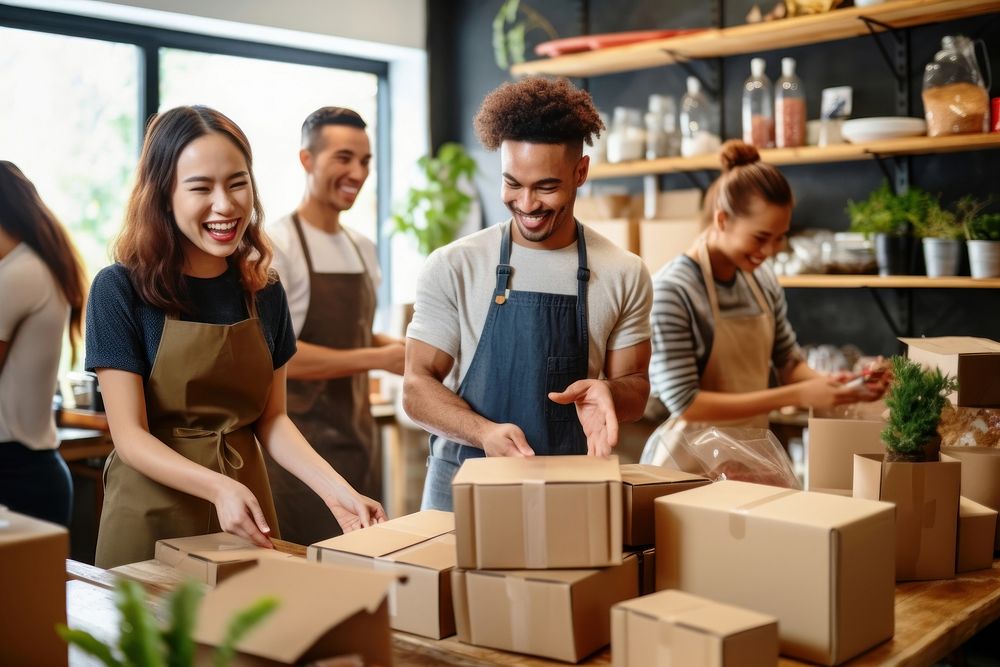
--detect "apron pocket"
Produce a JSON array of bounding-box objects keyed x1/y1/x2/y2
[{"x1": 545, "y1": 355, "x2": 585, "y2": 422}]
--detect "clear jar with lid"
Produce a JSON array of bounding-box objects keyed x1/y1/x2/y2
[
  {"x1": 680, "y1": 77, "x2": 719, "y2": 157},
  {"x1": 606, "y1": 106, "x2": 645, "y2": 163},
  {"x1": 922, "y1": 35, "x2": 989, "y2": 136}
]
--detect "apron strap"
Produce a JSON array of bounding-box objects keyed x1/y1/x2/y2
[
  {"x1": 575, "y1": 220, "x2": 590, "y2": 352},
  {"x1": 696, "y1": 237, "x2": 723, "y2": 319},
  {"x1": 290, "y1": 212, "x2": 316, "y2": 275},
  {"x1": 494, "y1": 222, "x2": 514, "y2": 304},
  {"x1": 171, "y1": 427, "x2": 246, "y2": 474}
]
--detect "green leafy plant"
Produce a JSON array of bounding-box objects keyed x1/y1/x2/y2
[
  {"x1": 966, "y1": 213, "x2": 1000, "y2": 241},
  {"x1": 57, "y1": 579, "x2": 278, "y2": 667},
  {"x1": 912, "y1": 196, "x2": 963, "y2": 240},
  {"x1": 881, "y1": 355, "x2": 958, "y2": 458},
  {"x1": 846, "y1": 181, "x2": 931, "y2": 238},
  {"x1": 492, "y1": 0, "x2": 559, "y2": 70},
  {"x1": 391, "y1": 142, "x2": 478, "y2": 256}
]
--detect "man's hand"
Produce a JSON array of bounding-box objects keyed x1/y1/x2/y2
[
  {"x1": 548, "y1": 379, "x2": 619, "y2": 457},
  {"x1": 480, "y1": 422, "x2": 535, "y2": 457}
]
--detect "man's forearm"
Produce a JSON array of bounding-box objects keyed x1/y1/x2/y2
[
  {"x1": 373, "y1": 332, "x2": 404, "y2": 347},
  {"x1": 402, "y1": 374, "x2": 495, "y2": 449},
  {"x1": 607, "y1": 373, "x2": 650, "y2": 423},
  {"x1": 286, "y1": 340, "x2": 383, "y2": 380}
]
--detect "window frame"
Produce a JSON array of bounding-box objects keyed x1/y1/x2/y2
[{"x1": 0, "y1": 3, "x2": 393, "y2": 304}]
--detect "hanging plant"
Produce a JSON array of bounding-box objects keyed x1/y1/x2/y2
[{"x1": 492, "y1": 0, "x2": 559, "y2": 71}]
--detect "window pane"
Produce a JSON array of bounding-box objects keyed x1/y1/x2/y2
[
  {"x1": 0, "y1": 26, "x2": 139, "y2": 280},
  {"x1": 159, "y1": 49, "x2": 379, "y2": 241}
]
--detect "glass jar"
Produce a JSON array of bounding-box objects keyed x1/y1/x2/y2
[
  {"x1": 922, "y1": 35, "x2": 989, "y2": 136},
  {"x1": 606, "y1": 106, "x2": 645, "y2": 163},
  {"x1": 680, "y1": 77, "x2": 719, "y2": 157}
]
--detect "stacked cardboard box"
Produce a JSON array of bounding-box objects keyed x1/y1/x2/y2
[{"x1": 806, "y1": 403, "x2": 886, "y2": 495}]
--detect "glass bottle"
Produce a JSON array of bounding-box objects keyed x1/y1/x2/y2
[
  {"x1": 775, "y1": 57, "x2": 806, "y2": 148},
  {"x1": 742, "y1": 57, "x2": 774, "y2": 148},
  {"x1": 606, "y1": 106, "x2": 645, "y2": 163},
  {"x1": 680, "y1": 77, "x2": 716, "y2": 157}
]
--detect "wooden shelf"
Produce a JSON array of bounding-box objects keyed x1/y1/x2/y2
[
  {"x1": 778, "y1": 275, "x2": 1000, "y2": 288},
  {"x1": 588, "y1": 133, "x2": 1000, "y2": 179},
  {"x1": 511, "y1": 0, "x2": 1000, "y2": 78}
]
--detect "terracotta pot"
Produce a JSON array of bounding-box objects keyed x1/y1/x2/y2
[{"x1": 884, "y1": 433, "x2": 942, "y2": 463}]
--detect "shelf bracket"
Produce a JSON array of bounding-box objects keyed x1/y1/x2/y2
[
  {"x1": 870, "y1": 152, "x2": 910, "y2": 196},
  {"x1": 858, "y1": 15, "x2": 910, "y2": 118},
  {"x1": 661, "y1": 50, "x2": 720, "y2": 98},
  {"x1": 865, "y1": 286, "x2": 912, "y2": 339}
]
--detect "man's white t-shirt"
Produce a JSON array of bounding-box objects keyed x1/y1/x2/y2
[
  {"x1": 0, "y1": 244, "x2": 69, "y2": 450},
  {"x1": 268, "y1": 213, "x2": 381, "y2": 337},
  {"x1": 407, "y1": 223, "x2": 653, "y2": 393}
]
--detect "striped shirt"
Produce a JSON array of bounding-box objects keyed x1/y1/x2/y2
[{"x1": 649, "y1": 255, "x2": 802, "y2": 417}]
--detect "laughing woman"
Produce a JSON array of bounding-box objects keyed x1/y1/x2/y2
[{"x1": 86, "y1": 106, "x2": 385, "y2": 567}]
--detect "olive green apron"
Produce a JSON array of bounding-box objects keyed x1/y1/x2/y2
[
  {"x1": 264, "y1": 213, "x2": 378, "y2": 545},
  {"x1": 95, "y1": 296, "x2": 280, "y2": 568}
]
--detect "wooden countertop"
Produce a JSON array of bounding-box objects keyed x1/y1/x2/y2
[{"x1": 66, "y1": 551, "x2": 1000, "y2": 666}]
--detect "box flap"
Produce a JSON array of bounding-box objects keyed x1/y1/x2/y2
[
  {"x1": 900, "y1": 337, "x2": 1000, "y2": 355},
  {"x1": 472, "y1": 553, "x2": 637, "y2": 586},
  {"x1": 381, "y1": 533, "x2": 456, "y2": 571},
  {"x1": 194, "y1": 558, "x2": 393, "y2": 663},
  {"x1": 156, "y1": 533, "x2": 289, "y2": 565},
  {"x1": 452, "y1": 455, "x2": 621, "y2": 486},
  {"x1": 617, "y1": 590, "x2": 775, "y2": 638},
  {"x1": 311, "y1": 510, "x2": 454, "y2": 558},
  {"x1": 0, "y1": 507, "x2": 66, "y2": 544},
  {"x1": 620, "y1": 464, "x2": 707, "y2": 487},
  {"x1": 960, "y1": 496, "x2": 998, "y2": 519}
]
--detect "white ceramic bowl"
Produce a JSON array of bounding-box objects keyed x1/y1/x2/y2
[{"x1": 841, "y1": 117, "x2": 927, "y2": 143}]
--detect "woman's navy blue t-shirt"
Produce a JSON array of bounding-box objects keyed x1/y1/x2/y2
[{"x1": 85, "y1": 263, "x2": 297, "y2": 380}]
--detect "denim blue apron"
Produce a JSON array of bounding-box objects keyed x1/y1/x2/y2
[{"x1": 420, "y1": 220, "x2": 591, "y2": 511}]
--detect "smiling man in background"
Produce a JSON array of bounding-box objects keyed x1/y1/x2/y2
[
  {"x1": 403, "y1": 77, "x2": 654, "y2": 511},
  {"x1": 266, "y1": 107, "x2": 404, "y2": 543}
]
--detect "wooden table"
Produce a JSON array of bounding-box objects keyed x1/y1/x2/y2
[{"x1": 65, "y1": 551, "x2": 1000, "y2": 667}]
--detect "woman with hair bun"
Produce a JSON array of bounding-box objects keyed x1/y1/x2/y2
[{"x1": 641, "y1": 140, "x2": 884, "y2": 463}]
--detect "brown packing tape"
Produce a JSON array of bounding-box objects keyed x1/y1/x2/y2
[
  {"x1": 522, "y1": 480, "x2": 548, "y2": 568},
  {"x1": 505, "y1": 576, "x2": 533, "y2": 653},
  {"x1": 588, "y1": 483, "x2": 605, "y2": 564},
  {"x1": 728, "y1": 489, "x2": 799, "y2": 540}
]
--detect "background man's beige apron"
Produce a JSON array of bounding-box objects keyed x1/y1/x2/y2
[
  {"x1": 640, "y1": 238, "x2": 775, "y2": 467},
  {"x1": 265, "y1": 213, "x2": 379, "y2": 546},
  {"x1": 95, "y1": 298, "x2": 279, "y2": 568}
]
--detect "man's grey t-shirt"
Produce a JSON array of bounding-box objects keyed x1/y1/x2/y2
[{"x1": 407, "y1": 222, "x2": 653, "y2": 393}]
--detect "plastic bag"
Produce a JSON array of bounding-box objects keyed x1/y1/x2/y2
[{"x1": 640, "y1": 425, "x2": 801, "y2": 489}]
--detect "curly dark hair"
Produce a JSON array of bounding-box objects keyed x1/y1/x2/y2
[{"x1": 474, "y1": 77, "x2": 605, "y2": 150}]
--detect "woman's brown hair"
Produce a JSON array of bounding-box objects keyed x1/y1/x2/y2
[
  {"x1": 703, "y1": 140, "x2": 793, "y2": 226},
  {"x1": 114, "y1": 106, "x2": 272, "y2": 314},
  {"x1": 0, "y1": 161, "x2": 87, "y2": 364}
]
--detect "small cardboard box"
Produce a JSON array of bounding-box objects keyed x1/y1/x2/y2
[
  {"x1": 612, "y1": 589, "x2": 779, "y2": 667},
  {"x1": 656, "y1": 481, "x2": 895, "y2": 665},
  {"x1": 853, "y1": 453, "x2": 961, "y2": 581},
  {"x1": 901, "y1": 337, "x2": 1000, "y2": 407},
  {"x1": 807, "y1": 405, "x2": 886, "y2": 493},
  {"x1": 0, "y1": 508, "x2": 68, "y2": 667},
  {"x1": 941, "y1": 446, "x2": 1000, "y2": 551},
  {"x1": 621, "y1": 464, "x2": 709, "y2": 546},
  {"x1": 957, "y1": 497, "x2": 998, "y2": 573},
  {"x1": 453, "y1": 455, "x2": 623, "y2": 569},
  {"x1": 194, "y1": 558, "x2": 394, "y2": 666},
  {"x1": 155, "y1": 532, "x2": 298, "y2": 586},
  {"x1": 452, "y1": 553, "x2": 639, "y2": 663},
  {"x1": 309, "y1": 510, "x2": 456, "y2": 639}
]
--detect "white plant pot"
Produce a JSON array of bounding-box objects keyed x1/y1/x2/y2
[
  {"x1": 922, "y1": 238, "x2": 962, "y2": 278},
  {"x1": 967, "y1": 240, "x2": 1000, "y2": 279}
]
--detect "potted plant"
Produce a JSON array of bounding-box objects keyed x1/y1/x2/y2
[
  {"x1": 961, "y1": 196, "x2": 1000, "y2": 278},
  {"x1": 492, "y1": 0, "x2": 559, "y2": 71},
  {"x1": 881, "y1": 355, "x2": 958, "y2": 462},
  {"x1": 912, "y1": 194, "x2": 964, "y2": 277},
  {"x1": 846, "y1": 181, "x2": 925, "y2": 276}
]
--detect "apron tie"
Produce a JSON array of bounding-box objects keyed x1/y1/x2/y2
[{"x1": 171, "y1": 427, "x2": 246, "y2": 474}]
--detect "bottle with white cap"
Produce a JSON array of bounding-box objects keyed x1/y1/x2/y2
[
  {"x1": 680, "y1": 76, "x2": 718, "y2": 157},
  {"x1": 742, "y1": 57, "x2": 774, "y2": 148},
  {"x1": 775, "y1": 57, "x2": 806, "y2": 148}
]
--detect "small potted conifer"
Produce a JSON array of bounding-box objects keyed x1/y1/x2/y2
[{"x1": 881, "y1": 355, "x2": 958, "y2": 462}]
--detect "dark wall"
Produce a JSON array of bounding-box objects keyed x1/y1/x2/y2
[{"x1": 427, "y1": 0, "x2": 1000, "y2": 356}]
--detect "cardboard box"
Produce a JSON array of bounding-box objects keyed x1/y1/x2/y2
[
  {"x1": 0, "y1": 508, "x2": 68, "y2": 667},
  {"x1": 453, "y1": 455, "x2": 623, "y2": 569},
  {"x1": 155, "y1": 532, "x2": 298, "y2": 586},
  {"x1": 621, "y1": 464, "x2": 709, "y2": 546},
  {"x1": 194, "y1": 558, "x2": 394, "y2": 666},
  {"x1": 309, "y1": 510, "x2": 456, "y2": 639},
  {"x1": 656, "y1": 481, "x2": 895, "y2": 665},
  {"x1": 452, "y1": 553, "x2": 639, "y2": 663},
  {"x1": 957, "y1": 497, "x2": 998, "y2": 573},
  {"x1": 612, "y1": 589, "x2": 778, "y2": 667},
  {"x1": 640, "y1": 219, "x2": 703, "y2": 274},
  {"x1": 641, "y1": 547, "x2": 656, "y2": 596},
  {"x1": 807, "y1": 406, "x2": 886, "y2": 493},
  {"x1": 901, "y1": 337, "x2": 1000, "y2": 407},
  {"x1": 941, "y1": 447, "x2": 1000, "y2": 551},
  {"x1": 853, "y1": 453, "x2": 961, "y2": 581}
]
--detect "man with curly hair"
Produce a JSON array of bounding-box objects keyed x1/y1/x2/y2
[{"x1": 403, "y1": 77, "x2": 653, "y2": 511}]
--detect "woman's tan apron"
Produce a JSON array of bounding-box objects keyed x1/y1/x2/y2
[
  {"x1": 95, "y1": 297, "x2": 279, "y2": 568},
  {"x1": 264, "y1": 213, "x2": 378, "y2": 545},
  {"x1": 640, "y1": 237, "x2": 775, "y2": 467}
]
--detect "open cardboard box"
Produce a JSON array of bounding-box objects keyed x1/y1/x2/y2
[
  {"x1": 807, "y1": 404, "x2": 886, "y2": 494},
  {"x1": 194, "y1": 558, "x2": 394, "y2": 666},
  {"x1": 941, "y1": 446, "x2": 1000, "y2": 551},
  {"x1": 656, "y1": 481, "x2": 895, "y2": 665},
  {"x1": 958, "y1": 496, "x2": 997, "y2": 573},
  {"x1": 853, "y1": 453, "x2": 961, "y2": 581},
  {"x1": 621, "y1": 463, "x2": 709, "y2": 546},
  {"x1": 0, "y1": 508, "x2": 68, "y2": 667},
  {"x1": 452, "y1": 553, "x2": 639, "y2": 663},
  {"x1": 453, "y1": 455, "x2": 622, "y2": 569},
  {"x1": 901, "y1": 337, "x2": 1000, "y2": 407},
  {"x1": 309, "y1": 510, "x2": 456, "y2": 639},
  {"x1": 155, "y1": 533, "x2": 299, "y2": 586},
  {"x1": 612, "y1": 589, "x2": 778, "y2": 667}
]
